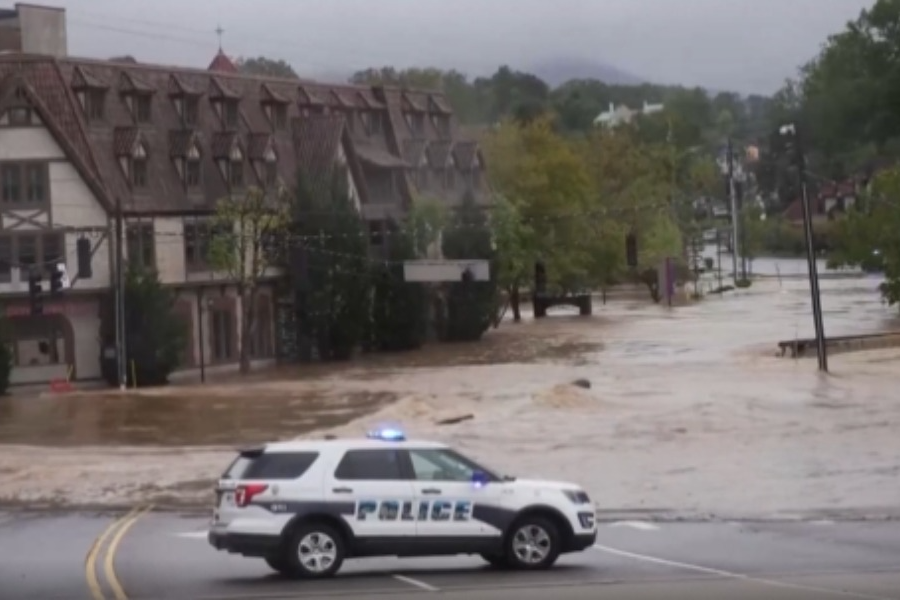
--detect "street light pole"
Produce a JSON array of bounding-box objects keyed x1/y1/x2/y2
[{"x1": 781, "y1": 123, "x2": 828, "y2": 372}]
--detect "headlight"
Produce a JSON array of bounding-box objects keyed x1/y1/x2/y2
[{"x1": 563, "y1": 490, "x2": 591, "y2": 504}]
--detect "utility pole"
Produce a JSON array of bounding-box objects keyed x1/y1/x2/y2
[
  {"x1": 114, "y1": 196, "x2": 127, "y2": 390},
  {"x1": 781, "y1": 123, "x2": 828, "y2": 372},
  {"x1": 726, "y1": 138, "x2": 741, "y2": 284}
]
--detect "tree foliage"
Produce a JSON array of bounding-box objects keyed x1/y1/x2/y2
[
  {"x1": 830, "y1": 167, "x2": 900, "y2": 306},
  {"x1": 236, "y1": 56, "x2": 299, "y2": 79},
  {"x1": 105, "y1": 266, "x2": 187, "y2": 387},
  {"x1": 368, "y1": 225, "x2": 430, "y2": 352},
  {"x1": 440, "y1": 192, "x2": 497, "y2": 341},
  {"x1": 208, "y1": 186, "x2": 290, "y2": 374},
  {"x1": 292, "y1": 169, "x2": 370, "y2": 361}
]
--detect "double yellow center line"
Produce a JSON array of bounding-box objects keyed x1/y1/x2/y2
[{"x1": 85, "y1": 505, "x2": 154, "y2": 600}]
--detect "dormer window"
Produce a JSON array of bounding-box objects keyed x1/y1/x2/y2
[
  {"x1": 185, "y1": 144, "x2": 202, "y2": 189},
  {"x1": 264, "y1": 150, "x2": 278, "y2": 187},
  {"x1": 264, "y1": 103, "x2": 287, "y2": 130},
  {"x1": 184, "y1": 96, "x2": 199, "y2": 125},
  {"x1": 8, "y1": 106, "x2": 32, "y2": 126},
  {"x1": 228, "y1": 145, "x2": 244, "y2": 188},
  {"x1": 432, "y1": 114, "x2": 450, "y2": 137},
  {"x1": 131, "y1": 143, "x2": 148, "y2": 188},
  {"x1": 85, "y1": 89, "x2": 106, "y2": 121},
  {"x1": 406, "y1": 113, "x2": 425, "y2": 136},
  {"x1": 224, "y1": 100, "x2": 239, "y2": 128},
  {"x1": 136, "y1": 96, "x2": 151, "y2": 122}
]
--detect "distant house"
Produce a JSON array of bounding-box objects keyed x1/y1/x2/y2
[
  {"x1": 782, "y1": 181, "x2": 857, "y2": 224},
  {"x1": 593, "y1": 101, "x2": 664, "y2": 128}
]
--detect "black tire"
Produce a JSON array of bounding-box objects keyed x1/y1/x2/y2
[
  {"x1": 282, "y1": 521, "x2": 346, "y2": 579},
  {"x1": 480, "y1": 552, "x2": 511, "y2": 569},
  {"x1": 264, "y1": 555, "x2": 290, "y2": 576},
  {"x1": 504, "y1": 516, "x2": 561, "y2": 571}
]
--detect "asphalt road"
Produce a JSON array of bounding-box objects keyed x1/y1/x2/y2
[{"x1": 2, "y1": 510, "x2": 900, "y2": 600}]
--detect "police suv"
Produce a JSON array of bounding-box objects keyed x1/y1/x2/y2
[{"x1": 208, "y1": 429, "x2": 597, "y2": 579}]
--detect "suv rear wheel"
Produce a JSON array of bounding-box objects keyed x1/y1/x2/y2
[
  {"x1": 282, "y1": 521, "x2": 346, "y2": 579},
  {"x1": 505, "y1": 516, "x2": 561, "y2": 570}
]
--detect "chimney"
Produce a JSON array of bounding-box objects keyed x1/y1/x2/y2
[{"x1": 8, "y1": 3, "x2": 68, "y2": 57}]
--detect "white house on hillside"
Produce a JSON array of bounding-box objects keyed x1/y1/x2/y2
[{"x1": 594, "y1": 101, "x2": 664, "y2": 128}]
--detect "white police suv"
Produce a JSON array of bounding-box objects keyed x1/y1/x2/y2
[{"x1": 208, "y1": 429, "x2": 597, "y2": 579}]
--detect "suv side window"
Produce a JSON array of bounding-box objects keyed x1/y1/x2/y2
[
  {"x1": 334, "y1": 449, "x2": 405, "y2": 481},
  {"x1": 408, "y1": 448, "x2": 478, "y2": 482},
  {"x1": 242, "y1": 452, "x2": 319, "y2": 480}
]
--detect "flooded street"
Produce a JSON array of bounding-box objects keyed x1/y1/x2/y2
[{"x1": 1, "y1": 256, "x2": 898, "y2": 518}]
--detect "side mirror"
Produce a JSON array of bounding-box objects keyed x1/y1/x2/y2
[{"x1": 471, "y1": 471, "x2": 490, "y2": 488}]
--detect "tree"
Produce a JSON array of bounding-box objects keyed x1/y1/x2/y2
[
  {"x1": 440, "y1": 192, "x2": 497, "y2": 341},
  {"x1": 236, "y1": 56, "x2": 298, "y2": 79},
  {"x1": 368, "y1": 224, "x2": 429, "y2": 351},
  {"x1": 292, "y1": 169, "x2": 370, "y2": 360},
  {"x1": 490, "y1": 194, "x2": 534, "y2": 321},
  {"x1": 636, "y1": 214, "x2": 684, "y2": 303},
  {"x1": 740, "y1": 204, "x2": 766, "y2": 273},
  {"x1": 830, "y1": 166, "x2": 900, "y2": 307},
  {"x1": 485, "y1": 115, "x2": 594, "y2": 298},
  {"x1": 208, "y1": 186, "x2": 290, "y2": 374},
  {"x1": 102, "y1": 266, "x2": 187, "y2": 387}
]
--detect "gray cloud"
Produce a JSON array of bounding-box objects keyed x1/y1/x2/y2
[{"x1": 55, "y1": 0, "x2": 873, "y2": 94}]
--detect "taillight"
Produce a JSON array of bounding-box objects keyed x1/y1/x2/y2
[{"x1": 235, "y1": 483, "x2": 268, "y2": 507}]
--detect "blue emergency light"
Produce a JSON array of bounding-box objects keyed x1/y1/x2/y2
[{"x1": 366, "y1": 428, "x2": 406, "y2": 442}]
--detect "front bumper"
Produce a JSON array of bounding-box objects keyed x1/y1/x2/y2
[
  {"x1": 565, "y1": 530, "x2": 598, "y2": 552},
  {"x1": 208, "y1": 529, "x2": 282, "y2": 557}
]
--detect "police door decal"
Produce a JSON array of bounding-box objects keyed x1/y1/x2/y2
[{"x1": 356, "y1": 499, "x2": 474, "y2": 522}]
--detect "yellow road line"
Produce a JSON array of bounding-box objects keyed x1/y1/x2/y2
[
  {"x1": 104, "y1": 504, "x2": 154, "y2": 600},
  {"x1": 85, "y1": 507, "x2": 140, "y2": 600}
]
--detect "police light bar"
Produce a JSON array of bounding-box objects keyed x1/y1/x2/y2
[{"x1": 366, "y1": 428, "x2": 406, "y2": 442}]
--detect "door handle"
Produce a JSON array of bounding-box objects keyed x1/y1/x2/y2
[
  {"x1": 421, "y1": 488, "x2": 442, "y2": 495},
  {"x1": 332, "y1": 487, "x2": 353, "y2": 494}
]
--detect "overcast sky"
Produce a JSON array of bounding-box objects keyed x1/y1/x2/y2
[{"x1": 52, "y1": 0, "x2": 873, "y2": 95}]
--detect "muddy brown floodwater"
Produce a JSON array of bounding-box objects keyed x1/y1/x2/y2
[
  {"x1": 0, "y1": 316, "x2": 602, "y2": 447},
  {"x1": 1, "y1": 255, "x2": 899, "y2": 518}
]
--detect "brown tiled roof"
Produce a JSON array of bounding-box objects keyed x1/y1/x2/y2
[
  {"x1": 168, "y1": 130, "x2": 201, "y2": 158},
  {"x1": 260, "y1": 82, "x2": 289, "y2": 104},
  {"x1": 248, "y1": 133, "x2": 274, "y2": 160},
  {"x1": 297, "y1": 85, "x2": 323, "y2": 105},
  {"x1": 71, "y1": 64, "x2": 108, "y2": 89},
  {"x1": 426, "y1": 140, "x2": 453, "y2": 167},
  {"x1": 0, "y1": 60, "x2": 111, "y2": 210},
  {"x1": 168, "y1": 73, "x2": 201, "y2": 96},
  {"x1": 119, "y1": 71, "x2": 153, "y2": 93},
  {"x1": 210, "y1": 131, "x2": 242, "y2": 159},
  {"x1": 208, "y1": 50, "x2": 238, "y2": 74},
  {"x1": 209, "y1": 76, "x2": 240, "y2": 99},
  {"x1": 452, "y1": 141, "x2": 478, "y2": 168},
  {"x1": 401, "y1": 91, "x2": 427, "y2": 112},
  {"x1": 113, "y1": 127, "x2": 141, "y2": 156},
  {"x1": 402, "y1": 139, "x2": 428, "y2": 166},
  {"x1": 355, "y1": 142, "x2": 409, "y2": 169},
  {"x1": 2, "y1": 54, "x2": 470, "y2": 216},
  {"x1": 429, "y1": 94, "x2": 452, "y2": 114}
]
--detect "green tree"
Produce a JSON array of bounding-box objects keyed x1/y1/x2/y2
[
  {"x1": 208, "y1": 186, "x2": 290, "y2": 374},
  {"x1": 105, "y1": 266, "x2": 187, "y2": 387},
  {"x1": 368, "y1": 224, "x2": 429, "y2": 351},
  {"x1": 490, "y1": 194, "x2": 534, "y2": 321},
  {"x1": 235, "y1": 56, "x2": 298, "y2": 78},
  {"x1": 636, "y1": 215, "x2": 684, "y2": 303},
  {"x1": 292, "y1": 169, "x2": 370, "y2": 360},
  {"x1": 485, "y1": 115, "x2": 594, "y2": 297},
  {"x1": 440, "y1": 191, "x2": 497, "y2": 341},
  {"x1": 740, "y1": 204, "x2": 766, "y2": 273},
  {"x1": 830, "y1": 166, "x2": 900, "y2": 307}
]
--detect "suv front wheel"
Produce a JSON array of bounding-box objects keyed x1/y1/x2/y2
[
  {"x1": 282, "y1": 521, "x2": 346, "y2": 579},
  {"x1": 505, "y1": 516, "x2": 561, "y2": 570}
]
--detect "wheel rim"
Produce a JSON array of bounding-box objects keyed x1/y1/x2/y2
[
  {"x1": 297, "y1": 531, "x2": 338, "y2": 573},
  {"x1": 512, "y1": 524, "x2": 551, "y2": 564}
]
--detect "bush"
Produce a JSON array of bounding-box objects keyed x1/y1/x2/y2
[
  {"x1": 101, "y1": 266, "x2": 187, "y2": 387},
  {"x1": 735, "y1": 278, "x2": 752, "y2": 288}
]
